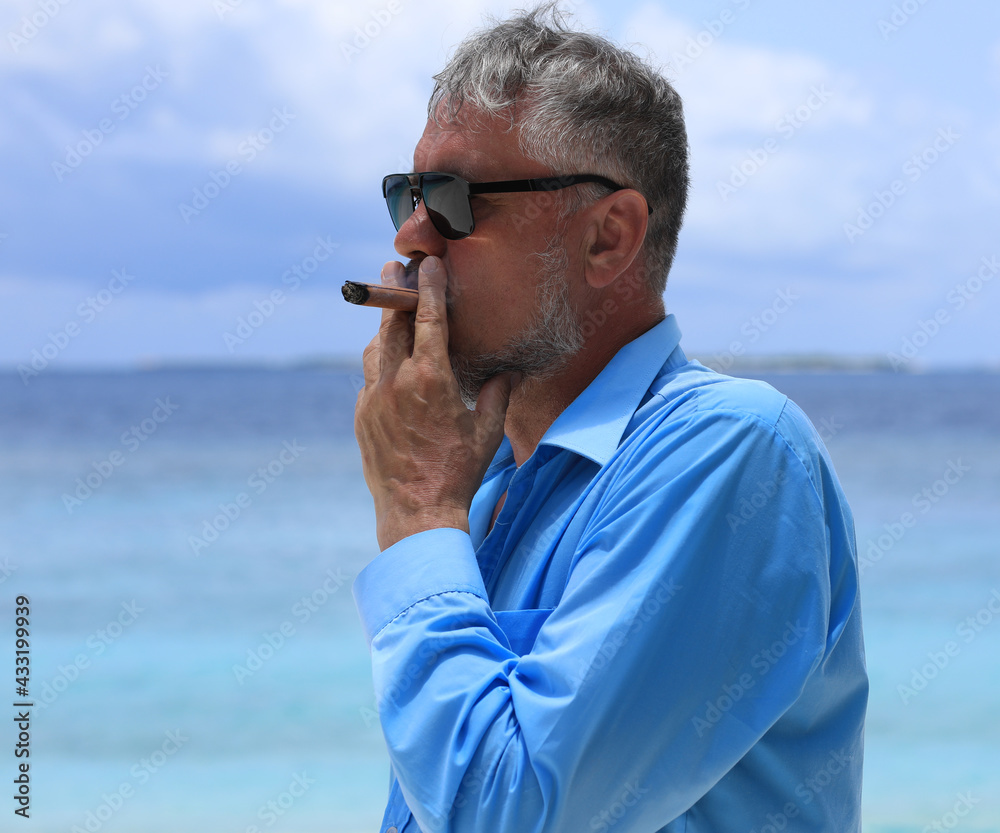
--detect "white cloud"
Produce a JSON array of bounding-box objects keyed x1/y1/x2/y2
[
  {"x1": 10, "y1": 0, "x2": 884, "y2": 218},
  {"x1": 617, "y1": 4, "x2": 877, "y2": 254},
  {"x1": 3, "y1": 0, "x2": 996, "y2": 365},
  {"x1": 623, "y1": 4, "x2": 871, "y2": 134},
  {"x1": 1, "y1": 0, "x2": 513, "y2": 184}
]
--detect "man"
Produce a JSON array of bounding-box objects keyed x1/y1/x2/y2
[{"x1": 352, "y1": 6, "x2": 867, "y2": 832}]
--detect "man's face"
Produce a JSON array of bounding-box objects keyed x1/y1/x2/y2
[{"x1": 392, "y1": 106, "x2": 584, "y2": 404}]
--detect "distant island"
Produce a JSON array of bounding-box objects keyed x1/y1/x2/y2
[{"x1": 690, "y1": 354, "x2": 904, "y2": 374}]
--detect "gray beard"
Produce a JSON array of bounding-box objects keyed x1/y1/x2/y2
[{"x1": 449, "y1": 238, "x2": 584, "y2": 408}]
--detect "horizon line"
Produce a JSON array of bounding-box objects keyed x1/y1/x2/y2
[{"x1": 3, "y1": 353, "x2": 1000, "y2": 376}]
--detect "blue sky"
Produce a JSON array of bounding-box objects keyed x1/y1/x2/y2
[{"x1": 2, "y1": 0, "x2": 998, "y2": 371}]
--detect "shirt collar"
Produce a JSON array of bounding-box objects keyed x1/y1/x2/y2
[{"x1": 537, "y1": 314, "x2": 683, "y2": 466}]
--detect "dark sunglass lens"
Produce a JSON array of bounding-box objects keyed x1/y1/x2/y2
[
  {"x1": 383, "y1": 175, "x2": 415, "y2": 231},
  {"x1": 421, "y1": 174, "x2": 473, "y2": 239}
]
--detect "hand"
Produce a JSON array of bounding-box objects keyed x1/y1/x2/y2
[{"x1": 354, "y1": 256, "x2": 515, "y2": 551}]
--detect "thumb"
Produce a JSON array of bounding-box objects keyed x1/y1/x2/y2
[{"x1": 474, "y1": 372, "x2": 518, "y2": 445}]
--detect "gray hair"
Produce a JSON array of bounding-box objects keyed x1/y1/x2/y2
[{"x1": 429, "y1": 3, "x2": 690, "y2": 293}]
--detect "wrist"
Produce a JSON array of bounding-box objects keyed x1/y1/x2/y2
[{"x1": 376, "y1": 507, "x2": 470, "y2": 551}]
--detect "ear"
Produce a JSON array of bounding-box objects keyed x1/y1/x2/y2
[{"x1": 580, "y1": 190, "x2": 649, "y2": 290}]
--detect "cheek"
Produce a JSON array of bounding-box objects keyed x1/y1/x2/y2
[
  {"x1": 446, "y1": 286, "x2": 509, "y2": 355},
  {"x1": 444, "y1": 247, "x2": 542, "y2": 341}
]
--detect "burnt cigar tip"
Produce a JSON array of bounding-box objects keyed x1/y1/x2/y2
[{"x1": 341, "y1": 281, "x2": 370, "y2": 305}]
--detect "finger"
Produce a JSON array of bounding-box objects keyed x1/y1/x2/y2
[
  {"x1": 474, "y1": 372, "x2": 517, "y2": 448},
  {"x1": 361, "y1": 333, "x2": 381, "y2": 388},
  {"x1": 411, "y1": 256, "x2": 449, "y2": 362},
  {"x1": 381, "y1": 261, "x2": 405, "y2": 287},
  {"x1": 378, "y1": 261, "x2": 414, "y2": 372}
]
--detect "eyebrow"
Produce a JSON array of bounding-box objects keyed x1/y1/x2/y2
[
  {"x1": 411, "y1": 153, "x2": 484, "y2": 182},
  {"x1": 431, "y1": 164, "x2": 480, "y2": 182}
]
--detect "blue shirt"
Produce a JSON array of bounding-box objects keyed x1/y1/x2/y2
[{"x1": 353, "y1": 314, "x2": 867, "y2": 833}]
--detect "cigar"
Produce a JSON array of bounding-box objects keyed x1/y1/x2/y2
[{"x1": 341, "y1": 281, "x2": 419, "y2": 311}]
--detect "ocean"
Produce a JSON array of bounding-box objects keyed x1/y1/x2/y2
[{"x1": 1, "y1": 367, "x2": 998, "y2": 832}]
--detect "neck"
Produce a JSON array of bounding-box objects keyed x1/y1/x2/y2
[{"x1": 503, "y1": 306, "x2": 665, "y2": 466}]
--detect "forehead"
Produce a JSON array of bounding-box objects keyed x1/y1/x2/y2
[{"x1": 411, "y1": 105, "x2": 549, "y2": 181}]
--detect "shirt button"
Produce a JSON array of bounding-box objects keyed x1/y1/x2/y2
[{"x1": 386, "y1": 828, "x2": 398, "y2": 833}]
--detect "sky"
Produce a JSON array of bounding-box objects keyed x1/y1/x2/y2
[{"x1": 1, "y1": 0, "x2": 998, "y2": 373}]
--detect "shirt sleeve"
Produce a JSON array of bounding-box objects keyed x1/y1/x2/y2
[{"x1": 353, "y1": 398, "x2": 847, "y2": 832}]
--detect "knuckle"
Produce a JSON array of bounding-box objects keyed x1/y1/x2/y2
[
  {"x1": 384, "y1": 339, "x2": 409, "y2": 362},
  {"x1": 414, "y1": 308, "x2": 440, "y2": 327}
]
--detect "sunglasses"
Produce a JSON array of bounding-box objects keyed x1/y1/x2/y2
[{"x1": 382, "y1": 171, "x2": 633, "y2": 240}]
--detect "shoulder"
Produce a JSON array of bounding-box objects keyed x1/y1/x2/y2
[
  {"x1": 617, "y1": 360, "x2": 832, "y2": 495},
  {"x1": 631, "y1": 359, "x2": 805, "y2": 441}
]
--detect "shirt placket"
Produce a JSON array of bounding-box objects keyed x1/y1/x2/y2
[
  {"x1": 378, "y1": 775, "x2": 411, "y2": 833},
  {"x1": 476, "y1": 451, "x2": 553, "y2": 602}
]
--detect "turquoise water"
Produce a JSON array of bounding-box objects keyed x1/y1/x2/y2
[{"x1": 1, "y1": 369, "x2": 998, "y2": 831}]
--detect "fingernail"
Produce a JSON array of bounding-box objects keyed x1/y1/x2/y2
[
  {"x1": 381, "y1": 261, "x2": 403, "y2": 283},
  {"x1": 422, "y1": 256, "x2": 440, "y2": 273}
]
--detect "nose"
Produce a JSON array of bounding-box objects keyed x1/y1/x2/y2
[{"x1": 393, "y1": 197, "x2": 447, "y2": 263}]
